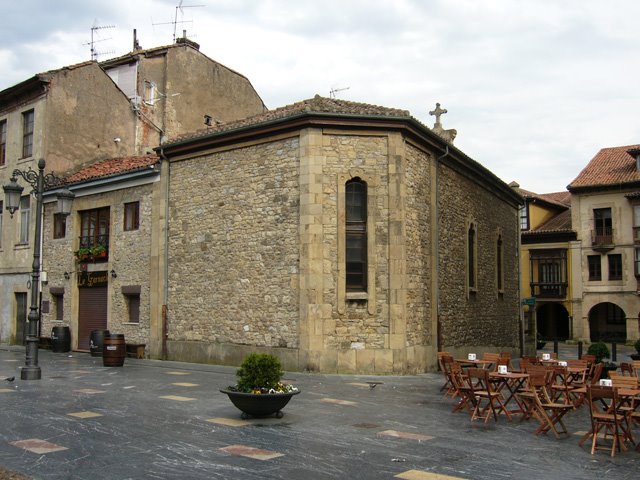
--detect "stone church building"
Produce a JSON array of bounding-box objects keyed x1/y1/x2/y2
[{"x1": 155, "y1": 96, "x2": 523, "y2": 373}]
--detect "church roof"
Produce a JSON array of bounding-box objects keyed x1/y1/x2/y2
[
  {"x1": 169, "y1": 95, "x2": 411, "y2": 144},
  {"x1": 568, "y1": 144, "x2": 640, "y2": 191}
]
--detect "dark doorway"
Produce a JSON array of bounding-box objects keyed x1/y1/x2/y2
[
  {"x1": 589, "y1": 302, "x2": 626, "y2": 342},
  {"x1": 536, "y1": 303, "x2": 570, "y2": 340},
  {"x1": 78, "y1": 286, "x2": 108, "y2": 350}
]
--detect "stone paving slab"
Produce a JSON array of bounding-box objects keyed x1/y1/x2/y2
[{"x1": 0, "y1": 345, "x2": 638, "y2": 479}]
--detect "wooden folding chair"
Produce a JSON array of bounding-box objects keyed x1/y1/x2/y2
[
  {"x1": 482, "y1": 352, "x2": 501, "y2": 371},
  {"x1": 619, "y1": 362, "x2": 634, "y2": 376},
  {"x1": 526, "y1": 370, "x2": 572, "y2": 438},
  {"x1": 438, "y1": 352, "x2": 455, "y2": 395},
  {"x1": 450, "y1": 362, "x2": 476, "y2": 416},
  {"x1": 467, "y1": 367, "x2": 512, "y2": 424},
  {"x1": 580, "y1": 385, "x2": 632, "y2": 457}
]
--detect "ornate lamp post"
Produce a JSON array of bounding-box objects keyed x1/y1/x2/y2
[{"x1": 3, "y1": 158, "x2": 74, "y2": 380}]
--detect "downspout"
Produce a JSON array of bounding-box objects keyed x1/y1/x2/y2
[
  {"x1": 158, "y1": 146, "x2": 170, "y2": 360},
  {"x1": 435, "y1": 144, "x2": 449, "y2": 354}
]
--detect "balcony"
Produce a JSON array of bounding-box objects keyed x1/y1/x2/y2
[
  {"x1": 530, "y1": 282, "x2": 567, "y2": 299},
  {"x1": 76, "y1": 235, "x2": 109, "y2": 262},
  {"x1": 591, "y1": 227, "x2": 614, "y2": 252}
]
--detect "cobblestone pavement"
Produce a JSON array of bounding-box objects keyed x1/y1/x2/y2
[{"x1": 0, "y1": 345, "x2": 638, "y2": 480}]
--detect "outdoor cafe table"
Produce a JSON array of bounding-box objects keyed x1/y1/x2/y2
[
  {"x1": 455, "y1": 358, "x2": 494, "y2": 369},
  {"x1": 489, "y1": 371, "x2": 529, "y2": 415}
]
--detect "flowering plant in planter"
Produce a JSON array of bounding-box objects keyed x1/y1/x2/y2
[
  {"x1": 221, "y1": 353, "x2": 299, "y2": 418},
  {"x1": 228, "y1": 353, "x2": 298, "y2": 394}
]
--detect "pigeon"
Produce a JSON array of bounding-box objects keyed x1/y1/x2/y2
[{"x1": 4, "y1": 376, "x2": 15, "y2": 382}]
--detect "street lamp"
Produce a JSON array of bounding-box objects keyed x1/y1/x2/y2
[{"x1": 3, "y1": 158, "x2": 74, "y2": 380}]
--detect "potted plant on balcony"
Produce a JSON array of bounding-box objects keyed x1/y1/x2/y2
[
  {"x1": 91, "y1": 244, "x2": 107, "y2": 259},
  {"x1": 220, "y1": 353, "x2": 299, "y2": 419},
  {"x1": 74, "y1": 247, "x2": 92, "y2": 262}
]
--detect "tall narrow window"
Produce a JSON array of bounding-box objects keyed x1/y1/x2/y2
[
  {"x1": 52, "y1": 293, "x2": 64, "y2": 320},
  {"x1": 593, "y1": 208, "x2": 612, "y2": 244},
  {"x1": 19, "y1": 195, "x2": 30, "y2": 244},
  {"x1": 0, "y1": 200, "x2": 3, "y2": 248},
  {"x1": 635, "y1": 248, "x2": 640, "y2": 277},
  {"x1": 608, "y1": 253, "x2": 622, "y2": 281},
  {"x1": 124, "y1": 201, "x2": 140, "y2": 231},
  {"x1": 345, "y1": 178, "x2": 367, "y2": 292},
  {"x1": 519, "y1": 203, "x2": 529, "y2": 231},
  {"x1": 53, "y1": 213, "x2": 66, "y2": 239},
  {"x1": 22, "y1": 110, "x2": 34, "y2": 158},
  {"x1": 496, "y1": 234, "x2": 503, "y2": 291},
  {"x1": 588, "y1": 255, "x2": 601, "y2": 281},
  {"x1": 0, "y1": 119, "x2": 7, "y2": 166},
  {"x1": 633, "y1": 205, "x2": 640, "y2": 243},
  {"x1": 468, "y1": 223, "x2": 477, "y2": 291},
  {"x1": 127, "y1": 294, "x2": 140, "y2": 323}
]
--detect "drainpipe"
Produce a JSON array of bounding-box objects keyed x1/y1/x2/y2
[
  {"x1": 158, "y1": 147, "x2": 170, "y2": 360},
  {"x1": 435, "y1": 145, "x2": 449, "y2": 353}
]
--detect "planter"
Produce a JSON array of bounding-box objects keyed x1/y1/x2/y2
[
  {"x1": 220, "y1": 388, "x2": 300, "y2": 419},
  {"x1": 630, "y1": 353, "x2": 640, "y2": 361},
  {"x1": 600, "y1": 364, "x2": 618, "y2": 380}
]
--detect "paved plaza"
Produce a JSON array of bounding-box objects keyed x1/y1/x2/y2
[{"x1": 0, "y1": 345, "x2": 638, "y2": 479}]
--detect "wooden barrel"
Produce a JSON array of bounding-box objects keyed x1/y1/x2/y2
[
  {"x1": 102, "y1": 334, "x2": 125, "y2": 367},
  {"x1": 51, "y1": 326, "x2": 71, "y2": 353},
  {"x1": 90, "y1": 329, "x2": 110, "y2": 357}
]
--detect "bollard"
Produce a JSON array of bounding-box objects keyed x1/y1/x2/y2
[
  {"x1": 611, "y1": 342, "x2": 617, "y2": 362},
  {"x1": 578, "y1": 341, "x2": 583, "y2": 359},
  {"x1": 553, "y1": 339, "x2": 559, "y2": 357}
]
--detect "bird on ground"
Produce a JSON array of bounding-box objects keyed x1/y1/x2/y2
[{"x1": 4, "y1": 376, "x2": 15, "y2": 382}]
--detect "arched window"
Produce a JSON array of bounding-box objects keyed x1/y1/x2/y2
[
  {"x1": 468, "y1": 223, "x2": 477, "y2": 291},
  {"x1": 346, "y1": 178, "x2": 367, "y2": 291},
  {"x1": 497, "y1": 234, "x2": 503, "y2": 291}
]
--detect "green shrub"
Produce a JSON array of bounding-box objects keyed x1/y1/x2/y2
[
  {"x1": 587, "y1": 341, "x2": 610, "y2": 364},
  {"x1": 236, "y1": 353, "x2": 283, "y2": 393}
]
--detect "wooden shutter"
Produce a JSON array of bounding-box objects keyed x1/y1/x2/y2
[{"x1": 77, "y1": 286, "x2": 108, "y2": 350}]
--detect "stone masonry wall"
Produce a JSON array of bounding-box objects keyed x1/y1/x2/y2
[
  {"x1": 167, "y1": 137, "x2": 300, "y2": 350},
  {"x1": 322, "y1": 134, "x2": 390, "y2": 350},
  {"x1": 404, "y1": 144, "x2": 432, "y2": 347},
  {"x1": 41, "y1": 184, "x2": 155, "y2": 347},
  {"x1": 438, "y1": 165, "x2": 520, "y2": 350}
]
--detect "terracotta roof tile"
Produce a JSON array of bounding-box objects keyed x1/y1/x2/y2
[
  {"x1": 528, "y1": 209, "x2": 573, "y2": 233},
  {"x1": 539, "y1": 191, "x2": 571, "y2": 206},
  {"x1": 65, "y1": 155, "x2": 158, "y2": 185},
  {"x1": 167, "y1": 95, "x2": 411, "y2": 144},
  {"x1": 568, "y1": 144, "x2": 640, "y2": 189}
]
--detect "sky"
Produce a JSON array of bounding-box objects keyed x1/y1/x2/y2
[{"x1": 1, "y1": 0, "x2": 639, "y2": 194}]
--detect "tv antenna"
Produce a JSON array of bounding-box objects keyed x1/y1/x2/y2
[
  {"x1": 330, "y1": 86, "x2": 350, "y2": 99},
  {"x1": 170, "y1": 0, "x2": 206, "y2": 43},
  {"x1": 86, "y1": 22, "x2": 115, "y2": 60}
]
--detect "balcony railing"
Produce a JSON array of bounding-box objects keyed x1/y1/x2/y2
[
  {"x1": 76, "y1": 234, "x2": 109, "y2": 262},
  {"x1": 591, "y1": 227, "x2": 614, "y2": 251},
  {"x1": 530, "y1": 282, "x2": 567, "y2": 298}
]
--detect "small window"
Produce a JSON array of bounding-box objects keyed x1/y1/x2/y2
[
  {"x1": 52, "y1": 294, "x2": 64, "y2": 320},
  {"x1": 635, "y1": 248, "x2": 640, "y2": 277},
  {"x1": 126, "y1": 294, "x2": 140, "y2": 323},
  {"x1": 587, "y1": 255, "x2": 601, "y2": 281},
  {"x1": 608, "y1": 254, "x2": 622, "y2": 281},
  {"x1": 0, "y1": 119, "x2": 7, "y2": 166},
  {"x1": 19, "y1": 195, "x2": 30, "y2": 244},
  {"x1": 22, "y1": 110, "x2": 34, "y2": 158},
  {"x1": 519, "y1": 203, "x2": 529, "y2": 231},
  {"x1": 53, "y1": 213, "x2": 66, "y2": 239},
  {"x1": 468, "y1": 223, "x2": 477, "y2": 291},
  {"x1": 124, "y1": 202, "x2": 139, "y2": 231},
  {"x1": 0, "y1": 200, "x2": 3, "y2": 248}
]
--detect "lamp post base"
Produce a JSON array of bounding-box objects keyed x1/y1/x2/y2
[{"x1": 21, "y1": 366, "x2": 42, "y2": 381}]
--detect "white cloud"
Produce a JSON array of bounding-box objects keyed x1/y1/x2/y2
[{"x1": 1, "y1": 0, "x2": 638, "y2": 193}]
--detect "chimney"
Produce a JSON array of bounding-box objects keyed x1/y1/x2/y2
[{"x1": 133, "y1": 29, "x2": 141, "y2": 51}]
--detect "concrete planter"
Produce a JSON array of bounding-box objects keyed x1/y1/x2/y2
[{"x1": 220, "y1": 389, "x2": 300, "y2": 419}]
